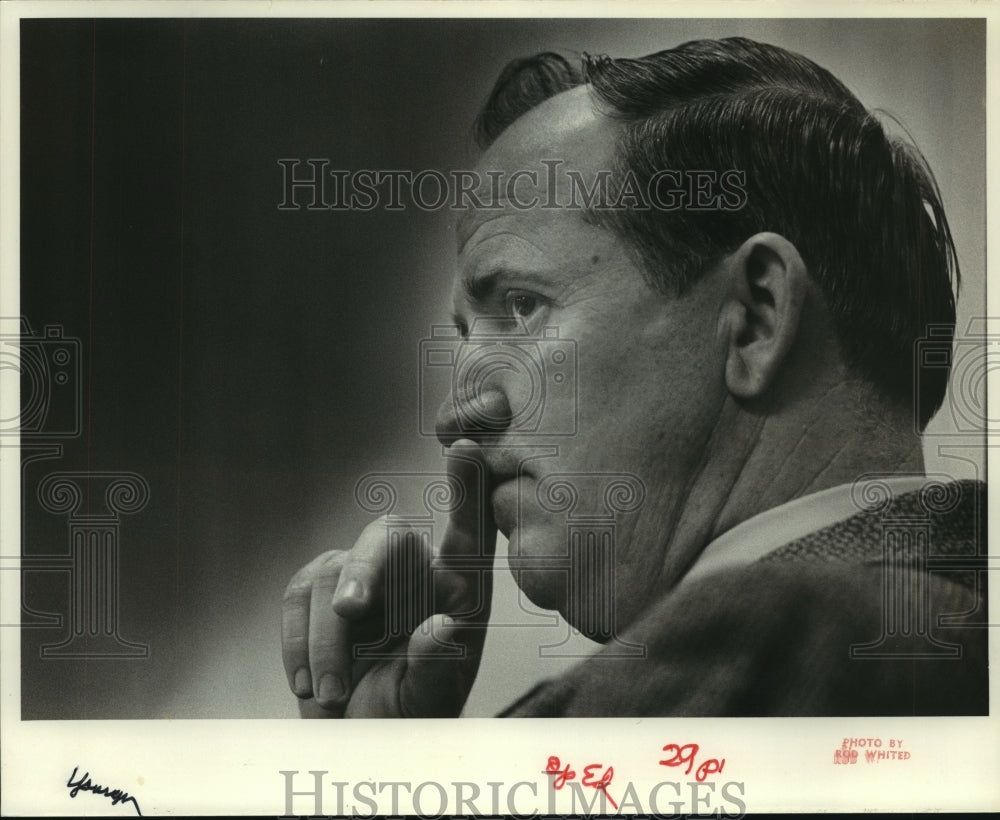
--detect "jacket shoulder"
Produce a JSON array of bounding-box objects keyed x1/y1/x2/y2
[{"x1": 502, "y1": 556, "x2": 987, "y2": 717}]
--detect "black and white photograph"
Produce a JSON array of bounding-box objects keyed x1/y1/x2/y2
[{"x1": 1, "y1": 3, "x2": 996, "y2": 815}]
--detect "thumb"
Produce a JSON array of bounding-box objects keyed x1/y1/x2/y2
[{"x1": 400, "y1": 613, "x2": 488, "y2": 717}]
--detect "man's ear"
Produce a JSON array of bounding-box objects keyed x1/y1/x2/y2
[{"x1": 719, "y1": 232, "x2": 808, "y2": 400}]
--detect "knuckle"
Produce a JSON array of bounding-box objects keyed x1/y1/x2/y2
[
  {"x1": 282, "y1": 550, "x2": 347, "y2": 607},
  {"x1": 344, "y1": 551, "x2": 386, "y2": 579},
  {"x1": 437, "y1": 572, "x2": 471, "y2": 612},
  {"x1": 314, "y1": 550, "x2": 347, "y2": 575},
  {"x1": 308, "y1": 638, "x2": 344, "y2": 659},
  {"x1": 283, "y1": 578, "x2": 312, "y2": 604},
  {"x1": 286, "y1": 549, "x2": 345, "y2": 589},
  {"x1": 360, "y1": 515, "x2": 394, "y2": 540},
  {"x1": 352, "y1": 518, "x2": 420, "y2": 571},
  {"x1": 387, "y1": 530, "x2": 431, "y2": 561},
  {"x1": 360, "y1": 515, "x2": 420, "y2": 542}
]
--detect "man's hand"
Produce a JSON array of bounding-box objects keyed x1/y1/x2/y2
[{"x1": 281, "y1": 440, "x2": 497, "y2": 717}]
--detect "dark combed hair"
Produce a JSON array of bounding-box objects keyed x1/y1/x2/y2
[{"x1": 473, "y1": 38, "x2": 959, "y2": 430}]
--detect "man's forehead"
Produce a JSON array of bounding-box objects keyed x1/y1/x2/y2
[
  {"x1": 478, "y1": 85, "x2": 616, "y2": 167},
  {"x1": 457, "y1": 87, "x2": 620, "y2": 250}
]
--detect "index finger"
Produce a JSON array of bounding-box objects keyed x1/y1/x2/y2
[{"x1": 437, "y1": 438, "x2": 496, "y2": 560}]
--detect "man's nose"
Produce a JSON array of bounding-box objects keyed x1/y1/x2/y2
[{"x1": 435, "y1": 386, "x2": 512, "y2": 446}]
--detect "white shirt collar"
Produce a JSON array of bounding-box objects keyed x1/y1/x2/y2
[{"x1": 679, "y1": 475, "x2": 930, "y2": 586}]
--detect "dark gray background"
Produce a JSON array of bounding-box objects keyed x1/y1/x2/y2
[{"x1": 18, "y1": 18, "x2": 985, "y2": 718}]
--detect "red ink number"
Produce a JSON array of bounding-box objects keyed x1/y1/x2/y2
[{"x1": 659, "y1": 743, "x2": 726, "y2": 782}]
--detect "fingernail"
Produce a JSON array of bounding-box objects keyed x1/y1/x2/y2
[
  {"x1": 293, "y1": 667, "x2": 311, "y2": 697},
  {"x1": 338, "y1": 579, "x2": 365, "y2": 602},
  {"x1": 318, "y1": 673, "x2": 345, "y2": 704}
]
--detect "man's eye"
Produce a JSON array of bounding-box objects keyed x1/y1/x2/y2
[{"x1": 505, "y1": 292, "x2": 539, "y2": 318}]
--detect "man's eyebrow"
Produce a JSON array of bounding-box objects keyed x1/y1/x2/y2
[
  {"x1": 461, "y1": 269, "x2": 500, "y2": 302},
  {"x1": 461, "y1": 268, "x2": 554, "y2": 303}
]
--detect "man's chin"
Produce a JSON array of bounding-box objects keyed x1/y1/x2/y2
[
  {"x1": 503, "y1": 524, "x2": 642, "y2": 636},
  {"x1": 506, "y1": 564, "x2": 569, "y2": 616},
  {"x1": 503, "y1": 526, "x2": 571, "y2": 614}
]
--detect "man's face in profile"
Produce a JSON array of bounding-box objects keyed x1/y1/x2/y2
[{"x1": 446, "y1": 87, "x2": 733, "y2": 635}]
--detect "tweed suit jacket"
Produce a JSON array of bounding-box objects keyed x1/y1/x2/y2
[{"x1": 500, "y1": 480, "x2": 988, "y2": 716}]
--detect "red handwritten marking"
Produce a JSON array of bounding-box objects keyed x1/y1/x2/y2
[
  {"x1": 582, "y1": 763, "x2": 618, "y2": 810},
  {"x1": 659, "y1": 743, "x2": 726, "y2": 782},
  {"x1": 544, "y1": 756, "x2": 618, "y2": 810},
  {"x1": 544, "y1": 756, "x2": 575, "y2": 789}
]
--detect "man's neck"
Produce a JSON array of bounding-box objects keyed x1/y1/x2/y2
[
  {"x1": 714, "y1": 383, "x2": 925, "y2": 538},
  {"x1": 654, "y1": 379, "x2": 925, "y2": 589}
]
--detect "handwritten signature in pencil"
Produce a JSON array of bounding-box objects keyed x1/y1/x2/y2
[{"x1": 66, "y1": 766, "x2": 142, "y2": 815}]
